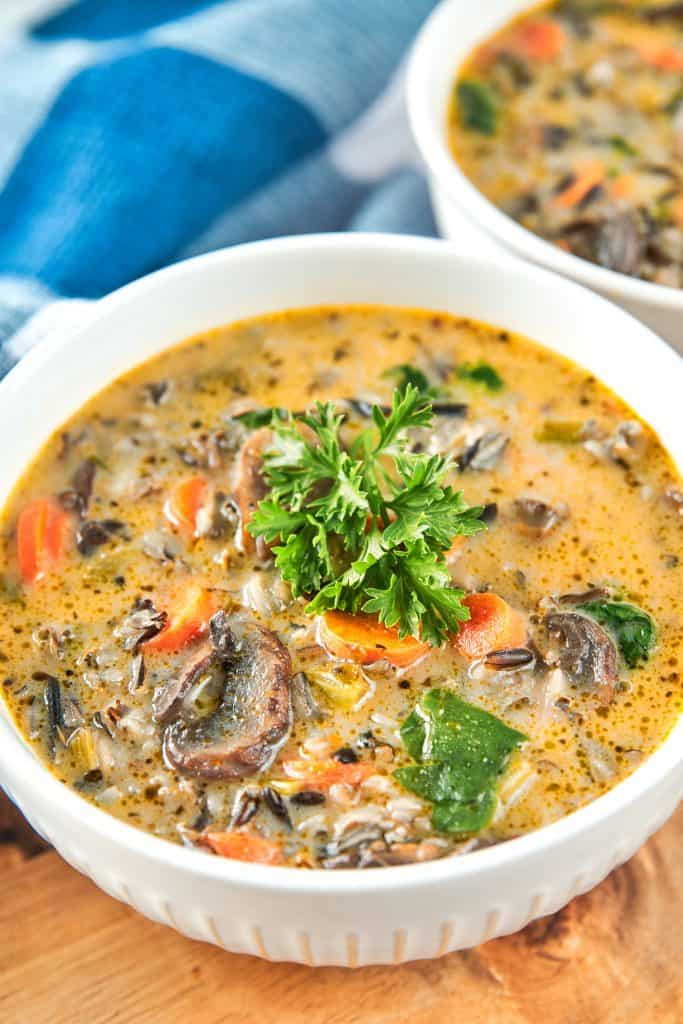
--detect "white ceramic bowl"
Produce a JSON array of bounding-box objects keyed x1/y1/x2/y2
[
  {"x1": 0, "y1": 234, "x2": 681, "y2": 967},
  {"x1": 407, "y1": 0, "x2": 683, "y2": 354}
]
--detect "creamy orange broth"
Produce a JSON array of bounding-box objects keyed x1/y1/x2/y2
[
  {"x1": 450, "y1": 1, "x2": 683, "y2": 287},
  {"x1": 1, "y1": 305, "x2": 681, "y2": 868}
]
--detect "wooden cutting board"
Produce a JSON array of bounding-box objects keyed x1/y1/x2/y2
[{"x1": 1, "y1": 794, "x2": 680, "y2": 1024}]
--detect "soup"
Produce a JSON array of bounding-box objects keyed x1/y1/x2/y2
[
  {"x1": 449, "y1": 0, "x2": 683, "y2": 288},
  {"x1": 1, "y1": 305, "x2": 681, "y2": 868}
]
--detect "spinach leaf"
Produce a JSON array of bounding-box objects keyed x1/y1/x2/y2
[
  {"x1": 383, "y1": 364, "x2": 435, "y2": 397},
  {"x1": 456, "y1": 361, "x2": 504, "y2": 392},
  {"x1": 456, "y1": 80, "x2": 499, "y2": 136},
  {"x1": 394, "y1": 689, "x2": 526, "y2": 835},
  {"x1": 234, "y1": 408, "x2": 289, "y2": 429},
  {"x1": 578, "y1": 600, "x2": 655, "y2": 668}
]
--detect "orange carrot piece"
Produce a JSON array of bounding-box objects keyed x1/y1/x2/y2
[
  {"x1": 282, "y1": 759, "x2": 375, "y2": 791},
  {"x1": 507, "y1": 18, "x2": 565, "y2": 61},
  {"x1": 452, "y1": 593, "x2": 526, "y2": 661},
  {"x1": 319, "y1": 610, "x2": 430, "y2": 668},
  {"x1": 145, "y1": 583, "x2": 216, "y2": 652},
  {"x1": 202, "y1": 831, "x2": 284, "y2": 865},
  {"x1": 611, "y1": 173, "x2": 636, "y2": 200},
  {"x1": 164, "y1": 476, "x2": 208, "y2": 536},
  {"x1": 17, "y1": 498, "x2": 69, "y2": 584},
  {"x1": 640, "y1": 45, "x2": 683, "y2": 71},
  {"x1": 555, "y1": 161, "x2": 605, "y2": 209}
]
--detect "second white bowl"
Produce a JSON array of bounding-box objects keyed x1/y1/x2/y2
[{"x1": 407, "y1": 0, "x2": 683, "y2": 354}]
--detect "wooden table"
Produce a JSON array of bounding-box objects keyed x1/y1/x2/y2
[{"x1": 1, "y1": 794, "x2": 680, "y2": 1024}]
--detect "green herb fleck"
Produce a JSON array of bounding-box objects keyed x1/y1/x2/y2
[
  {"x1": 578, "y1": 600, "x2": 655, "y2": 668},
  {"x1": 456, "y1": 80, "x2": 499, "y2": 136},
  {"x1": 248, "y1": 388, "x2": 487, "y2": 645},
  {"x1": 664, "y1": 88, "x2": 683, "y2": 115},
  {"x1": 607, "y1": 135, "x2": 638, "y2": 157},
  {"x1": 394, "y1": 689, "x2": 527, "y2": 835},
  {"x1": 383, "y1": 364, "x2": 437, "y2": 397},
  {"x1": 456, "y1": 361, "x2": 504, "y2": 392}
]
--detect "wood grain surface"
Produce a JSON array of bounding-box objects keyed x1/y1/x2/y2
[{"x1": 1, "y1": 795, "x2": 680, "y2": 1024}]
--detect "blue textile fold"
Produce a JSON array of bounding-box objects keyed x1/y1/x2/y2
[{"x1": 0, "y1": 0, "x2": 438, "y2": 359}]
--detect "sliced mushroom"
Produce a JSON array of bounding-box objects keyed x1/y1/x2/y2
[
  {"x1": 457, "y1": 431, "x2": 509, "y2": 472},
  {"x1": 513, "y1": 498, "x2": 567, "y2": 535},
  {"x1": 233, "y1": 427, "x2": 271, "y2": 559},
  {"x1": 59, "y1": 458, "x2": 97, "y2": 518},
  {"x1": 152, "y1": 646, "x2": 221, "y2": 724},
  {"x1": 114, "y1": 598, "x2": 167, "y2": 651},
  {"x1": 161, "y1": 617, "x2": 292, "y2": 780},
  {"x1": 544, "y1": 612, "x2": 619, "y2": 703},
  {"x1": 594, "y1": 212, "x2": 644, "y2": 277}
]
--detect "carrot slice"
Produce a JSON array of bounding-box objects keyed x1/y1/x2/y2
[
  {"x1": 640, "y1": 45, "x2": 683, "y2": 71},
  {"x1": 452, "y1": 593, "x2": 526, "y2": 661},
  {"x1": 202, "y1": 831, "x2": 284, "y2": 865},
  {"x1": 507, "y1": 19, "x2": 565, "y2": 61},
  {"x1": 282, "y1": 759, "x2": 375, "y2": 791},
  {"x1": 672, "y1": 195, "x2": 683, "y2": 229},
  {"x1": 145, "y1": 583, "x2": 216, "y2": 652},
  {"x1": 319, "y1": 610, "x2": 430, "y2": 668},
  {"x1": 164, "y1": 476, "x2": 208, "y2": 537},
  {"x1": 555, "y1": 161, "x2": 605, "y2": 209},
  {"x1": 17, "y1": 498, "x2": 69, "y2": 584}
]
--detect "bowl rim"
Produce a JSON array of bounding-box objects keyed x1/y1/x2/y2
[
  {"x1": 406, "y1": 0, "x2": 683, "y2": 313},
  {"x1": 0, "y1": 230, "x2": 681, "y2": 895}
]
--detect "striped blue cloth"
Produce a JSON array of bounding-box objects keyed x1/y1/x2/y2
[{"x1": 0, "y1": 0, "x2": 439, "y2": 371}]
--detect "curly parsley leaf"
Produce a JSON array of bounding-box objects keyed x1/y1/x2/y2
[
  {"x1": 578, "y1": 600, "x2": 655, "y2": 668},
  {"x1": 233, "y1": 407, "x2": 289, "y2": 429},
  {"x1": 395, "y1": 688, "x2": 527, "y2": 835},
  {"x1": 248, "y1": 386, "x2": 486, "y2": 644}
]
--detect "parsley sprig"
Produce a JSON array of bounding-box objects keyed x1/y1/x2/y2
[{"x1": 248, "y1": 386, "x2": 486, "y2": 646}]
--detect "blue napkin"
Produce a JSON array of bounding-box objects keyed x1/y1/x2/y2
[{"x1": 0, "y1": 0, "x2": 438, "y2": 368}]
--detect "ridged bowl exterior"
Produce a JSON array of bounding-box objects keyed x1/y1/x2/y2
[
  {"x1": 0, "y1": 235, "x2": 681, "y2": 966},
  {"x1": 4, "y1": 765, "x2": 681, "y2": 966}
]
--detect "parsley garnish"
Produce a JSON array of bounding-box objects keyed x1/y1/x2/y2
[
  {"x1": 248, "y1": 386, "x2": 487, "y2": 645},
  {"x1": 395, "y1": 689, "x2": 527, "y2": 834}
]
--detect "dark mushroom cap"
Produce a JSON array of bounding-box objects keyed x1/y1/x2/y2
[
  {"x1": 544, "y1": 612, "x2": 618, "y2": 703},
  {"x1": 161, "y1": 617, "x2": 292, "y2": 780}
]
